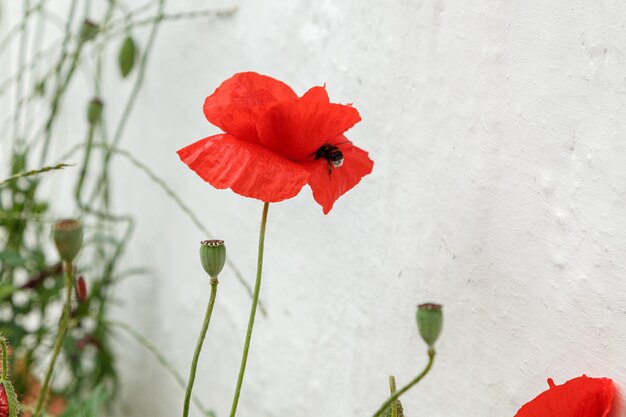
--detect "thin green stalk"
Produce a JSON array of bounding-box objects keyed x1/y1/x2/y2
[
  {"x1": 371, "y1": 350, "x2": 436, "y2": 417},
  {"x1": 183, "y1": 279, "x2": 219, "y2": 417},
  {"x1": 74, "y1": 124, "x2": 95, "y2": 206},
  {"x1": 110, "y1": 320, "x2": 215, "y2": 417},
  {"x1": 40, "y1": 39, "x2": 84, "y2": 165},
  {"x1": 12, "y1": 0, "x2": 32, "y2": 153},
  {"x1": 103, "y1": 6, "x2": 238, "y2": 36},
  {"x1": 32, "y1": 261, "x2": 75, "y2": 417},
  {"x1": 91, "y1": 0, "x2": 166, "y2": 220},
  {"x1": 229, "y1": 202, "x2": 270, "y2": 417},
  {"x1": 58, "y1": 140, "x2": 267, "y2": 316},
  {"x1": 0, "y1": 163, "x2": 72, "y2": 188},
  {"x1": 0, "y1": 1, "x2": 44, "y2": 57}
]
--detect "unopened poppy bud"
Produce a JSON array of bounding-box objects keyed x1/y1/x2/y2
[
  {"x1": 87, "y1": 98, "x2": 103, "y2": 125},
  {"x1": 0, "y1": 381, "x2": 18, "y2": 417},
  {"x1": 79, "y1": 19, "x2": 98, "y2": 43},
  {"x1": 52, "y1": 219, "x2": 83, "y2": 263},
  {"x1": 0, "y1": 337, "x2": 18, "y2": 417},
  {"x1": 199, "y1": 240, "x2": 226, "y2": 279},
  {"x1": 416, "y1": 303, "x2": 443, "y2": 348},
  {"x1": 76, "y1": 276, "x2": 88, "y2": 303}
]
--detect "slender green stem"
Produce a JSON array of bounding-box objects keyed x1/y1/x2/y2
[
  {"x1": 183, "y1": 279, "x2": 219, "y2": 417},
  {"x1": 32, "y1": 261, "x2": 75, "y2": 417},
  {"x1": 229, "y1": 202, "x2": 270, "y2": 417},
  {"x1": 110, "y1": 320, "x2": 215, "y2": 417},
  {"x1": 58, "y1": 141, "x2": 266, "y2": 316},
  {"x1": 91, "y1": 0, "x2": 166, "y2": 217},
  {"x1": 13, "y1": 0, "x2": 32, "y2": 152},
  {"x1": 40, "y1": 39, "x2": 84, "y2": 165},
  {"x1": 1, "y1": 337, "x2": 7, "y2": 381},
  {"x1": 74, "y1": 123, "x2": 95, "y2": 206},
  {"x1": 371, "y1": 350, "x2": 436, "y2": 417},
  {"x1": 0, "y1": 163, "x2": 72, "y2": 188}
]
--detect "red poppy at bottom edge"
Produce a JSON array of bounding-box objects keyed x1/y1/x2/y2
[
  {"x1": 514, "y1": 375, "x2": 615, "y2": 417},
  {"x1": 176, "y1": 71, "x2": 374, "y2": 214}
]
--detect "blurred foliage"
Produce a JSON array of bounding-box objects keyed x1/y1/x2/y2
[{"x1": 0, "y1": 0, "x2": 237, "y2": 415}]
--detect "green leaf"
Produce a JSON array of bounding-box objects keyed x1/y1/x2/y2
[
  {"x1": 118, "y1": 36, "x2": 137, "y2": 77},
  {"x1": 0, "y1": 251, "x2": 25, "y2": 267},
  {"x1": 0, "y1": 284, "x2": 17, "y2": 301}
]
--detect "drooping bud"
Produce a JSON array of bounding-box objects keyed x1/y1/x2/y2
[
  {"x1": 76, "y1": 276, "x2": 88, "y2": 303},
  {"x1": 87, "y1": 97, "x2": 103, "y2": 125},
  {"x1": 51, "y1": 219, "x2": 83, "y2": 263},
  {"x1": 199, "y1": 240, "x2": 226, "y2": 280},
  {"x1": 79, "y1": 19, "x2": 99, "y2": 43},
  {"x1": 416, "y1": 303, "x2": 443, "y2": 348}
]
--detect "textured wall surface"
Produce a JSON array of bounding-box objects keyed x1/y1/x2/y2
[{"x1": 4, "y1": 0, "x2": 626, "y2": 416}]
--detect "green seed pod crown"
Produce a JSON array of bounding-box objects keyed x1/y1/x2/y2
[
  {"x1": 199, "y1": 240, "x2": 226, "y2": 279},
  {"x1": 416, "y1": 303, "x2": 443, "y2": 348},
  {"x1": 52, "y1": 219, "x2": 83, "y2": 263}
]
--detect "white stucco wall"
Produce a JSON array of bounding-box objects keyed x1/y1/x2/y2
[{"x1": 4, "y1": 0, "x2": 626, "y2": 416}]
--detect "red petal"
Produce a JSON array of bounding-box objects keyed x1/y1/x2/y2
[
  {"x1": 177, "y1": 134, "x2": 310, "y2": 203},
  {"x1": 257, "y1": 86, "x2": 361, "y2": 161},
  {"x1": 514, "y1": 375, "x2": 615, "y2": 417},
  {"x1": 203, "y1": 72, "x2": 298, "y2": 143},
  {"x1": 303, "y1": 139, "x2": 373, "y2": 214}
]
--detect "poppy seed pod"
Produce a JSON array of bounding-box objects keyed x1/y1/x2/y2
[
  {"x1": 416, "y1": 303, "x2": 443, "y2": 348},
  {"x1": 87, "y1": 98, "x2": 103, "y2": 125},
  {"x1": 52, "y1": 219, "x2": 83, "y2": 263},
  {"x1": 79, "y1": 19, "x2": 99, "y2": 43},
  {"x1": 199, "y1": 240, "x2": 226, "y2": 279}
]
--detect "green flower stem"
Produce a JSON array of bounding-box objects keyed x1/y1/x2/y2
[
  {"x1": 371, "y1": 349, "x2": 436, "y2": 417},
  {"x1": 109, "y1": 319, "x2": 215, "y2": 416},
  {"x1": 1, "y1": 337, "x2": 7, "y2": 381},
  {"x1": 182, "y1": 278, "x2": 219, "y2": 417},
  {"x1": 32, "y1": 261, "x2": 75, "y2": 417},
  {"x1": 0, "y1": 163, "x2": 72, "y2": 188},
  {"x1": 229, "y1": 202, "x2": 270, "y2": 417}
]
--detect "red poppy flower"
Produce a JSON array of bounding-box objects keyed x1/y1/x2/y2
[
  {"x1": 514, "y1": 375, "x2": 614, "y2": 417},
  {"x1": 177, "y1": 72, "x2": 374, "y2": 214}
]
